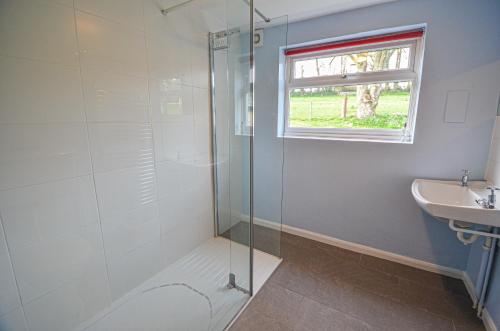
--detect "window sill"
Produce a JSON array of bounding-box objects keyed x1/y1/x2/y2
[{"x1": 281, "y1": 131, "x2": 414, "y2": 144}]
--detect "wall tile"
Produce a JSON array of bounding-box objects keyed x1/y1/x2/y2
[
  {"x1": 155, "y1": 161, "x2": 186, "y2": 200},
  {"x1": 143, "y1": 0, "x2": 192, "y2": 40},
  {"x1": 486, "y1": 117, "x2": 500, "y2": 186},
  {"x1": 81, "y1": 68, "x2": 150, "y2": 123},
  {"x1": 489, "y1": 138, "x2": 500, "y2": 163},
  {"x1": 157, "y1": 161, "x2": 212, "y2": 243},
  {"x1": 0, "y1": 177, "x2": 104, "y2": 301},
  {"x1": 150, "y1": 84, "x2": 196, "y2": 163},
  {"x1": 75, "y1": 0, "x2": 144, "y2": 30},
  {"x1": 146, "y1": 33, "x2": 192, "y2": 85},
  {"x1": 193, "y1": 87, "x2": 211, "y2": 164},
  {"x1": 0, "y1": 176, "x2": 99, "y2": 251},
  {"x1": 36, "y1": 0, "x2": 74, "y2": 7},
  {"x1": 88, "y1": 123, "x2": 154, "y2": 173},
  {"x1": 0, "y1": 223, "x2": 21, "y2": 317},
  {"x1": 0, "y1": 124, "x2": 92, "y2": 190},
  {"x1": 76, "y1": 12, "x2": 148, "y2": 77},
  {"x1": 157, "y1": 162, "x2": 197, "y2": 235},
  {"x1": 0, "y1": 0, "x2": 78, "y2": 65},
  {"x1": 492, "y1": 117, "x2": 500, "y2": 139},
  {"x1": 0, "y1": 56, "x2": 85, "y2": 124},
  {"x1": 486, "y1": 160, "x2": 500, "y2": 187},
  {"x1": 93, "y1": 165, "x2": 161, "y2": 299},
  {"x1": 160, "y1": 215, "x2": 212, "y2": 268},
  {"x1": 190, "y1": 34, "x2": 210, "y2": 89},
  {"x1": 100, "y1": 200, "x2": 160, "y2": 262},
  {"x1": 149, "y1": 81, "x2": 193, "y2": 123},
  {"x1": 23, "y1": 254, "x2": 109, "y2": 331},
  {"x1": 190, "y1": 1, "x2": 227, "y2": 34},
  {"x1": 105, "y1": 237, "x2": 161, "y2": 301},
  {"x1": 0, "y1": 308, "x2": 28, "y2": 331},
  {"x1": 94, "y1": 166, "x2": 158, "y2": 221},
  {"x1": 10, "y1": 225, "x2": 109, "y2": 331},
  {"x1": 153, "y1": 120, "x2": 195, "y2": 163}
]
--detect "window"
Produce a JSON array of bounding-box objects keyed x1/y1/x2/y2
[{"x1": 281, "y1": 28, "x2": 425, "y2": 143}]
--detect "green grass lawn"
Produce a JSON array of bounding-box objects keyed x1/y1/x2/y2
[{"x1": 289, "y1": 91, "x2": 410, "y2": 129}]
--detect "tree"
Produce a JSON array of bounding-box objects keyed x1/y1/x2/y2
[{"x1": 349, "y1": 49, "x2": 396, "y2": 119}]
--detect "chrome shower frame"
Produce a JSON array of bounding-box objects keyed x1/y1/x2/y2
[{"x1": 160, "y1": 0, "x2": 270, "y2": 23}]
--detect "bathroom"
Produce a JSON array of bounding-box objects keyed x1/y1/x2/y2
[{"x1": 0, "y1": 0, "x2": 499, "y2": 330}]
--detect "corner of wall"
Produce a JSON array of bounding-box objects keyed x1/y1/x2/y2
[{"x1": 485, "y1": 116, "x2": 500, "y2": 186}]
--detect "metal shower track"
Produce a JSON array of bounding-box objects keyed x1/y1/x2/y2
[{"x1": 160, "y1": 0, "x2": 271, "y2": 23}]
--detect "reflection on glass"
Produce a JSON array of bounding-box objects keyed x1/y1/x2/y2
[{"x1": 293, "y1": 46, "x2": 411, "y2": 79}]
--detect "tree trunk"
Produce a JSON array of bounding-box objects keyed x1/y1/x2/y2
[
  {"x1": 395, "y1": 48, "x2": 402, "y2": 69},
  {"x1": 341, "y1": 95, "x2": 348, "y2": 118},
  {"x1": 356, "y1": 87, "x2": 375, "y2": 118},
  {"x1": 352, "y1": 56, "x2": 375, "y2": 119},
  {"x1": 352, "y1": 49, "x2": 395, "y2": 119}
]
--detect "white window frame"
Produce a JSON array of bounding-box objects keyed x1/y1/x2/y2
[
  {"x1": 282, "y1": 31, "x2": 425, "y2": 143},
  {"x1": 235, "y1": 54, "x2": 253, "y2": 136}
]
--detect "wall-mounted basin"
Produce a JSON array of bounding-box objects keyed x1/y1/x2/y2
[{"x1": 411, "y1": 179, "x2": 500, "y2": 227}]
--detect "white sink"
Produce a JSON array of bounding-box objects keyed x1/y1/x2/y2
[{"x1": 411, "y1": 179, "x2": 500, "y2": 227}]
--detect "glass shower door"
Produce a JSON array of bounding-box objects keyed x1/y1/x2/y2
[
  {"x1": 211, "y1": 0, "x2": 254, "y2": 296},
  {"x1": 226, "y1": 16, "x2": 253, "y2": 295}
]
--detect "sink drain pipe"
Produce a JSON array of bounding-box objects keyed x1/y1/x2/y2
[
  {"x1": 447, "y1": 220, "x2": 500, "y2": 317},
  {"x1": 457, "y1": 231, "x2": 480, "y2": 245},
  {"x1": 448, "y1": 220, "x2": 500, "y2": 241},
  {"x1": 477, "y1": 227, "x2": 499, "y2": 317},
  {"x1": 474, "y1": 237, "x2": 492, "y2": 309}
]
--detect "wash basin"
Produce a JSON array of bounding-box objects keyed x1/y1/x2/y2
[{"x1": 411, "y1": 179, "x2": 500, "y2": 227}]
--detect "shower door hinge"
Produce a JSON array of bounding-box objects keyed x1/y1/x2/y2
[{"x1": 227, "y1": 273, "x2": 250, "y2": 294}]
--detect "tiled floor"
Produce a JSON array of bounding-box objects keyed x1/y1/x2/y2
[{"x1": 230, "y1": 232, "x2": 485, "y2": 331}]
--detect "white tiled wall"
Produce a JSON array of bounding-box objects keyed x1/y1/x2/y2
[
  {"x1": 486, "y1": 117, "x2": 500, "y2": 186},
  {"x1": 0, "y1": 0, "x2": 215, "y2": 329}
]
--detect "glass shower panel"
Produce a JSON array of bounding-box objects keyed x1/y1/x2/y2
[
  {"x1": 253, "y1": 16, "x2": 288, "y2": 258},
  {"x1": 227, "y1": 21, "x2": 253, "y2": 294},
  {"x1": 211, "y1": 0, "x2": 253, "y2": 294}
]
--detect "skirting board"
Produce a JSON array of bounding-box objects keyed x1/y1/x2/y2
[
  {"x1": 252, "y1": 216, "x2": 463, "y2": 279},
  {"x1": 461, "y1": 271, "x2": 478, "y2": 307},
  {"x1": 483, "y1": 309, "x2": 499, "y2": 331},
  {"x1": 251, "y1": 216, "x2": 497, "y2": 331}
]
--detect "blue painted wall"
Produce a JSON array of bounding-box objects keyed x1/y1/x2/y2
[
  {"x1": 485, "y1": 257, "x2": 500, "y2": 327},
  {"x1": 254, "y1": 0, "x2": 500, "y2": 270},
  {"x1": 466, "y1": 229, "x2": 500, "y2": 327}
]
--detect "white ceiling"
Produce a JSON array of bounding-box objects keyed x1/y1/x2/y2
[{"x1": 254, "y1": 0, "x2": 397, "y2": 23}]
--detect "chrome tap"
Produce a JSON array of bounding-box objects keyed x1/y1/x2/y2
[
  {"x1": 461, "y1": 169, "x2": 471, "y2": 187},
  {"x1": 486, "y1": 187, "x2": 499, "y2": 209}
]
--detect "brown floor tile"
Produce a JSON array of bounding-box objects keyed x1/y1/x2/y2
[
  {"x1": 454, "y1": 320, "x2": 486, "y2": 331},
  {"x1": 229, "y1": 232, "x2": 485, "y2": 331},
  {"x1": 295, "y1": 297, "x2": 375, "y2": 331},
  {"x1": 230, "y1": 309, "x2": 292, "y2": 331},
  {"x1": 360, "y1": 255, "x2": 467, "y2": 293}
]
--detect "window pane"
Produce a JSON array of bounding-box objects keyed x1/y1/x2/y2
[
  {"x1": 293, "y1": 46, "x2": 411, "y2": 79},
  {"x1": 288, "y1": 82, "x2": 412, "y2": 129}
]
